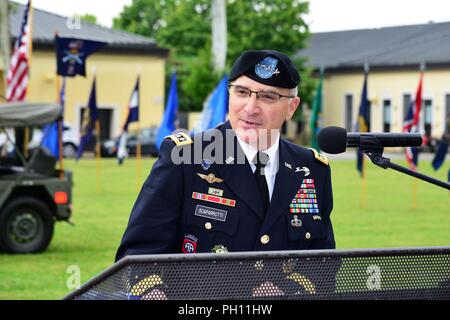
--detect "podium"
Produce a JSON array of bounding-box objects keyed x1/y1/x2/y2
[{"x1": 64, "y1": 247, "x2": 450, "y2": 300}]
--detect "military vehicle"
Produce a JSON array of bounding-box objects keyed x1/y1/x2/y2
[{"x1": 0, "y1": 102, "x2": 73, "y2": 253}]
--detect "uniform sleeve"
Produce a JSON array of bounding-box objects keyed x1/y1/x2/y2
[
  {"x1": 115, "y1": 139, "x2": 184, "y2": 261},
  {"x1": 311, "y1": 164, "x2": 336, "y2": 249}
]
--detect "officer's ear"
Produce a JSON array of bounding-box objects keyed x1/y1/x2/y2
[{"x1": 286, "y1": 97, "x2": 300, "y2": 121}]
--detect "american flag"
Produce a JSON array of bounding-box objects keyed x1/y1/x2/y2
[
  {"x1": 6, "y1": 0, "x2": 32, "y2": 102},
  {"x1": 402, "y1": 73, "x2": 423, "y2": 170}
]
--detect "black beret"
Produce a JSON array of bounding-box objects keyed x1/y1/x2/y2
[{"x1": 229, "y1": 50, "x2": 300, "y2": 89}]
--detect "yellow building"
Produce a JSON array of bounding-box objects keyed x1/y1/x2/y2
[
  {"x1": 2, "y1": 3, "x2": 168, "y2": 143},
  {"x1": 298, "y1": 22, "x2": 450, "y2": 142}
]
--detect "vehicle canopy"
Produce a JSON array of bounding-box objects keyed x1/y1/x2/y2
[{"x1": 0, "y1": 102, "x2": 62, "y2": 128}]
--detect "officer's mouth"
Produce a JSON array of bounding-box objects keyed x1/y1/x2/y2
[{"x1": 240, "y1": 119, "x2": 263, "y2": 128}]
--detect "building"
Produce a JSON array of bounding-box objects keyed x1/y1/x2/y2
[
  {"x1": 298, "y1": 21, "x2": 450, "y2": 140},
  {"x1": 1, "y1": 2, "x2": 169, "y2": 144}
]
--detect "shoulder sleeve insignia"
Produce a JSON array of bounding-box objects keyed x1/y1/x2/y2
[
  {"x1": 164, "y1": 132, "x2": 193, "y2": 146},
  {"x1": 308, "y1": 148, "x2": 328, "y2": 166}
]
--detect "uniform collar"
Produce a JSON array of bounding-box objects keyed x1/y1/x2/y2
[{"x1": 236, "y1": 132, "x2": 280, "y2": 176}]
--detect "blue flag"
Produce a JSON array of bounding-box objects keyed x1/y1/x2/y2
[
  {"x1": 55, "y1": 36, "x2": 106, "y2": 77},
  {"x1": 431, "y1": 138, "x2": 449, "y2": 170},
  {"x1": 76, "y1": 78, "x2": 98, "y2": 160},
  {"x1": 42, "y1": 78, "x2": 66, "y2": 157},
  {"x1": 355, "y1": 72, "x2": 369, "y2": 177},
  {"x1": 156, "y1": 72, "x2": 178, "y2": 150},
  {"x1": 194, "y1": 75, "x2": 229, "y2": 133}
]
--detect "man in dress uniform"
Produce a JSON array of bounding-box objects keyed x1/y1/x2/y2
[{"x1": 115, "y1": 50, "x2": 337, "y2": 298}]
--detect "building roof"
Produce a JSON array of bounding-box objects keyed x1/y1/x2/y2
[
  {"x1": 297, "y1": 21, "x2": 450, "y2": 71},
  {"x1": 8, "y1": 1, "x2": 169, "y2": 55}
]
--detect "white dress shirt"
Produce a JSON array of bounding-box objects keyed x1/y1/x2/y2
[{"x1": 236, "y1": 133, "x2": 280, "y2": 201}]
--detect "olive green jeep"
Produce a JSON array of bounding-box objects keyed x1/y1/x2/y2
[{"x1": 0, "y1": 102, "x2": 73, "y2": 253}]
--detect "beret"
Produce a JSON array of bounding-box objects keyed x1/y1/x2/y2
[{"x1": 229, "y1": 50, "x2": 300, "y2": 88}]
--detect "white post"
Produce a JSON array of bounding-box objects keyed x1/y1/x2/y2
[
  {"x1": 211, "y1": 0, "x2": 227, "y2": 73},
  {"x1": 0, "y1": 0, "x2": 11, "y2": 81}
]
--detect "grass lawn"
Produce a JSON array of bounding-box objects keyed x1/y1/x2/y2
[{"x1": 0, "y1": 157, "x2": 449, "y2": 299}]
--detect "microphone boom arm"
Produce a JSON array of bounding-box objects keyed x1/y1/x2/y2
[{"x1": 365, "y1": 152, "x2": 450, "y2": 191}]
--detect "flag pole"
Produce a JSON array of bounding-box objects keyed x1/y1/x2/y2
[
  {"x1": 136, "y1": 72, "x2": 142, "y2": 192},
  {"x1": 412, "y1": 63, "x2": 426, "y2": 209},
  {"x1": 360, "y1": 154, "x2": 367, "y2": 208},
  {"x1": 136, "y1": 122, "x2": 142, "y2": 192},
  {"x1": 57, "y1": 76, "x2": 65, "y2": 179},
  {"x1": 53, "y1": 31, "x2": 64, "y2": 179},
  {"x1": 95, "y1": 118, "x2": 102, "y2": 194},
  {"x1": 93, "y1": 69, "x2": 101, "y2": 194},
  {"x1": 23, "y1": 0, "x2": 34, "y2": 159}
]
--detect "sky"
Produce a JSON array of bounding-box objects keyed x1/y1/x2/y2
[{"x1": 14, "y1": 0, "x2": 450, "y2": 32}]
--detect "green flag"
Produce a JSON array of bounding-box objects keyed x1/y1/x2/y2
[{"x1": 310, "y1": 71, "x2": 324, "y2": 151}]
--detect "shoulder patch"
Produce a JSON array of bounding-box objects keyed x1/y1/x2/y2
[
  {"x1": 308, "y1": 148, "x2": 329, "y2": 166},
  {"x1": 164, "y1": 132, "x2": 193, "y2": 146}
]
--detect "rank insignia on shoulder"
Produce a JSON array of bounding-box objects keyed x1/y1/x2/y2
[
  {"x1": 308, "y1": 148, "x2": 328, "y2": 166},
  {"x1": 164, "y1": 132, "x2": 193, "y2": 146}
]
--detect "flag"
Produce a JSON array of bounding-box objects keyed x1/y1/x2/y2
[
  {"x1": 431, "y1": 138, "x2": 449, "y2": 171},
  {"x1": 6, "y1": 0, "x2": 32, "y2": 102},
  {"x1": 355, "y1": 71, "x2": 370, "y2": 177},
  {"x1": 117, "y1": 77, "x2": 140, "y2": 164},
  {"x1": 310, "y1": 71, "x2": 323, "y2": 151},
  {"x1": 55, "y1": 36, "x2": 106, "y2": 77},
  {"x1": 194, "y1": 75, "x2": 229, "y2": 133},
  {"x1": 156, "y1": 72, "x2": 178, "y2": 150},
  {"x1": 402, "y1": 73, "x2": 423, "y2": 170},
  {"x1": 76, "y1": 78, "x2": 98, "y2": 160},
  {"x1": 42, "y1": 78, "x2": 66, "y2": 157}
]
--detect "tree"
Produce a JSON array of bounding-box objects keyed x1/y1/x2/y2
[
  {"x1": 80, "y1": 14, "x2": 98, "y2": 25},
  {"x1": 114, "y1": 0, "x2": 314, "y2": 115}
]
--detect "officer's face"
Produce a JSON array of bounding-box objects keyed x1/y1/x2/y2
[{"x1": 228, "y1": 76, "x2": 300, "y2": 149}]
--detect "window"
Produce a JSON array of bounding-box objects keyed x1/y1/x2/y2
[
  {"x1": 382, "y1": 99, "x2": 391, "y2": 132},
  {"x1": 403, "y1": 94, "x2": 412, "y2": 122},
  {"x1": 423, "y1": 99, "x2": 432, "y2": 138}
]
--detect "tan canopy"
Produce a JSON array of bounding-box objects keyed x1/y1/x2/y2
[{"x1": 0, "y1": 102, "x2": 62, "y2": 127}]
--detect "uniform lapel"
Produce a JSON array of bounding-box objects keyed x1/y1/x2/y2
[
  {"x1": 264, "y1": 140, "x2": 305, "y2": 230},
  {"x1": 209, "y1": 122, "x2": 265, "y2": 220}
]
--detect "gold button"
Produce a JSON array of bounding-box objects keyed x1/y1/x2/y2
[
  {"x1": 305, "y1": 232, "x2": 311, "y2": 240},
  {"x1": 205, "y1": 222, "x2": 212, "y2": 230},
  {"x1": 260, "y1": 235, "x2": 270, "y2": 244}
]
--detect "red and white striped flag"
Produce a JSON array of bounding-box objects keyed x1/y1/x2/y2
[
  {"x1": 6, "y1": 0, "x2": 32, "y2": 102},
  {"x1": 402, "y1": 72, "x2": 423, "y2": 170}
]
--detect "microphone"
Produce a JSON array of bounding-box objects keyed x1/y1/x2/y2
[{"x1": 317, "y1": 126, "x2": 422, "y2": 154}]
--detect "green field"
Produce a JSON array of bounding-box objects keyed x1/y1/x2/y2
[{"x1": 0, "y1": 157, "x2": 449, "y2": 299}]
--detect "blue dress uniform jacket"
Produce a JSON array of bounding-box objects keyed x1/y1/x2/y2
[{"x1": 115, "y1": 121, "x2": 335, "y2": 262}]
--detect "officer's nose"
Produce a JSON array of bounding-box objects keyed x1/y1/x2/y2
[{"x1": 243, "y1": 92, "x2": 261, "y2": 116}]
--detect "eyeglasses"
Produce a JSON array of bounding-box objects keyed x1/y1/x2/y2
[{"x1": 228, "y1": 84, "x2": 295, "y2": 105}]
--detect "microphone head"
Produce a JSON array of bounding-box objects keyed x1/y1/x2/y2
[{"x1": 317, "y1": 126, "x2": 347, "y2": 154}]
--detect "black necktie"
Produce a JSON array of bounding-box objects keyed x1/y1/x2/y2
[{"x1": 252, "y1": 152, "x2": 270, "y2": 216}]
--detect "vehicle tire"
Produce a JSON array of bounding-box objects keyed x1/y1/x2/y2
[
  {"x1": 0, "y1": 197, "x2": 54, "y2": 253},
  {"x1": 63, "y1": 143, "x2": 77, "y2": 158}
]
